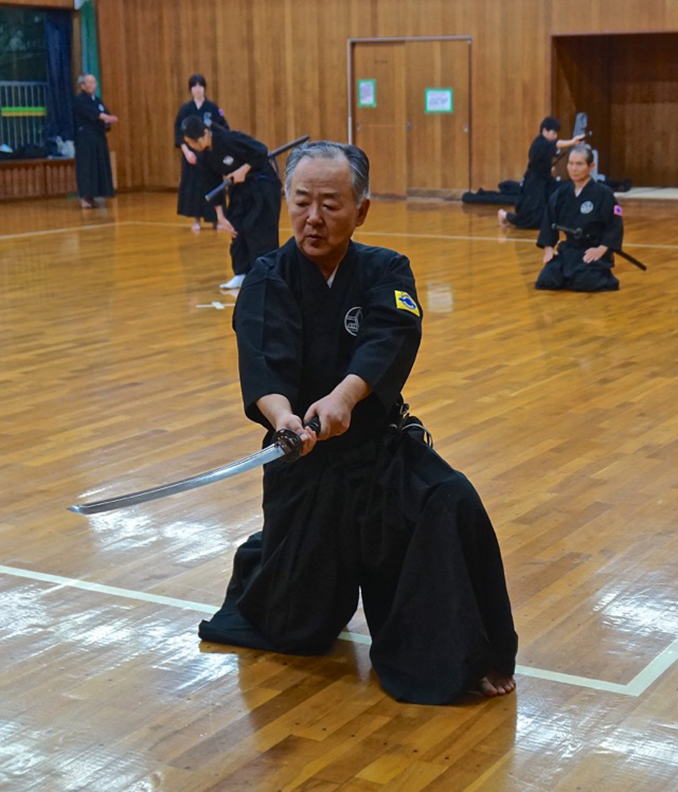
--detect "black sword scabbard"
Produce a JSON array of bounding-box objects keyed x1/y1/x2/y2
[{"x1": 552, "y1": 224, "x2": 647, "y2": 271}]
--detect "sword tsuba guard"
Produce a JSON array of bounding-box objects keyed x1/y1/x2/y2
[{"x1": 273, "y1": 428, "x2": 303, "y2": 461}]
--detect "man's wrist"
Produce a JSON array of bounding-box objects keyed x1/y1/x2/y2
[
  {"x1": 333, "y1": 375, "x2": 371, "y2": 412},
  {"x1": 256, "y1": 394, "x2": 294, "y2": 429}
]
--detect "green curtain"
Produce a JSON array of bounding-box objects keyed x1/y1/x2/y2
[{"x1": 79, "y1": 0, "x2": 101, "y2": 89}]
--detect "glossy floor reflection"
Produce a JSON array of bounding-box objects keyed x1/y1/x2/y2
[{"x1": 1, "y1": 192, "x2": 677, "y2": 791}]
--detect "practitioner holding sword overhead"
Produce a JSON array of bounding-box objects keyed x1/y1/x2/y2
[{"x1": 498, "y1": 116, "x2": 585, "y2": 230}]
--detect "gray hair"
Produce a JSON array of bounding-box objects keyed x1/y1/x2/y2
[
  {"x1": 569, "y1": 144, "x2": 594, "y2": 165},
  {"x1": 77, "y1": 73, "x2": 95, "y2": 86},
  {"x1": 285, "y1": 141, "x2": 370, "y2": 205}
]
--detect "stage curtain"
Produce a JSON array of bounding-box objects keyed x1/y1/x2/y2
[
  {"x1": 44, "y1": 9, "x2": 74, "y2": 153},
  {"x1": 79, "y1": 0, "x2": 101, "y2": 89}
]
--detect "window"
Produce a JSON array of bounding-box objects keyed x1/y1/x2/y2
[{"x1": 0, "y1": 7, "x2": 48, "y2": 156}]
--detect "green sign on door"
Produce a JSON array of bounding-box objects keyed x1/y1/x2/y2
[
  {"x1": 357, "y1": 79, "x2": 377, "y2": 108},
  {"x1": 425, "y1": 88, "x2": 454, "y2": 113}
]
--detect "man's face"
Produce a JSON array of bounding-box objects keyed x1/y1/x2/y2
[
  {"x1": 183, "y1": 131, "x2": 211, "y2": 152},
  {"x1": 567, "y1": 152, "x2": 592, "y2": 183},
  {"x1": 287, "y1": 157, "x2": 370, "y2": 270},
  {"x1": 82, "y1": 75, "x2": 97, "y2": 95},
  {"x1": 542, "y1": 128, "x2": 558, "y2": 142}
]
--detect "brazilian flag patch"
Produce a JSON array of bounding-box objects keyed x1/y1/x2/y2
[{"x1": 394, "y1": 290, "x2": 420, "y2": 316}]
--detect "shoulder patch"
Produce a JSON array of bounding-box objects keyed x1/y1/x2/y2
[
  {"x1": 394, "y1": 290, "x2": 420, "y2": 316},
  {"x1": 614, "y1": 204, "x2": 623, "y2": 216}
]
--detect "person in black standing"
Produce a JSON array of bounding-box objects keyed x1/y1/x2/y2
[
  {"x1": 174, "y1": 74, "x2": 230, "y2": 232},
  {"x1": 197, "y1": 141, "x2": 518, "y2": 705},
  {"x1": 498, "y1": 117, "x2": 584, "y2": 229},
  {"x1": 73, "y1": 74, "x2": 117, "y2": 209},
  {"x1": 181, "y1": 116, "x2": 281, "y2": 289},
  {"x1": 535, "y1": 145, "x2": 623, "y2": 292}
]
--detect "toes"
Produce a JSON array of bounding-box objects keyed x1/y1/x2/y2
[
  {"x1": 477, "y1": 677, "x2": 499, "y2": 697},
  {"x1": 477, "y1": 673, "x2": 516, "y2": 697}
]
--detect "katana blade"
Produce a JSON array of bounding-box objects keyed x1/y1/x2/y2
[{"x1": 68, "y1": 428, "x2": 304, "y2": 515}]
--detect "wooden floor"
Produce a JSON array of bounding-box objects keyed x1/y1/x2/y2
[{"x1": 1, "y1": 193, "x2": 677, "y2": 791}]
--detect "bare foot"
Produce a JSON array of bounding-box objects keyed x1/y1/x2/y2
[
  {"x1": 80, "y1": 198, "x2": 95, "y2": 209},
  {"x1": 191, "y1": 221, "x2": 201, "y2": 232},
  {"x1": 497, "y1": 209, "x2": 510, "y2": 228},
  {"x1": 477, "y1": 671, "x2": 516, "y2": 697}
]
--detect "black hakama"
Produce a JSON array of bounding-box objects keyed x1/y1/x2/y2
[
  {"x1": 174, "y1": 100, "x2": 229, "y2": 222},
  {"x1": 506, "y1": 135, "x2": 559, "y2": 229},
  {"x1": 198, "y1": 239, "x2": 518, "y2": 705},
  {"x1": 197, "y1": 128, "x2": 281, "y2": 275},
  {"x1": 536, "y1": 179, "x2": 623, "y2": 292},
  {"x1": 73, "y1": 91, "x2": 115, "y2": 199}
]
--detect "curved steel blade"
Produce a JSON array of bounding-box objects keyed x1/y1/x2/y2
[{"x1": 68, "y1": 442, "x2": 286, "y2": 515}]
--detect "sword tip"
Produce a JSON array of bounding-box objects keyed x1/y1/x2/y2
[{"x1": 67, "y1": 504, "x2": 84, "y2": 514}]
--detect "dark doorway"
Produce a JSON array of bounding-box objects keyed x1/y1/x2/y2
[{"x1": 552, "y1": 32, "x2": 678, "y2": 187}]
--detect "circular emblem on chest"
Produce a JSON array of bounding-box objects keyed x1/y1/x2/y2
[
  {"x1": 344, "y1": 306, "x2": 363, "y2": 336},
  {"x1": 222, "y1": 155, "x2": 234, "y2": 166},
  {"x1": 203, "y1": 111, "x2": 213, "y2": 127},
  {"x1": 580, "y1": 201, "x2": 594, "y2": 215},
  {"x1": 98, "y1": 103, "x2": 104, "y2": 112}
]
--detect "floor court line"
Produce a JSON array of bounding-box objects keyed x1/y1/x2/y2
[
  {"x1": 2, "y1": 220, "x2": 677, "y2": 252},
  {"x1": 353, "y1": 230, "x2": 678, "y2": 251},
  {"x1": 1, "y1": 563, "x2": 673, "y2": 696},
  {"x1": 0, "y1": 222, "x2": 116, "y2": 241},
  {"x1": 128, "y1": 221, "x2": 678, "y2": 251}
]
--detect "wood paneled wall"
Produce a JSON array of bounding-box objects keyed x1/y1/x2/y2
[
  {"x1": 0, "y1": 159, "x2": 76, "y2": 201},
  {"x1": 10, "y1": 0, "x2": 677, "y2": 191},
  {"x1": 552, "y1": 33, "x2": 678, "y2": 186},
  {"x1": 552, "y1": 36, "x2": 612, "y2": 175},
  {"x1": 96, "y1": 0, "x2": 556, "y2": 191},
  {"x1": 609, "y1": 34, "x2": 678, "y2": 186}
]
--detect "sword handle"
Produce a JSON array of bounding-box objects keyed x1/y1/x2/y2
[
  {"x1": 272, "y1": 418, "x2": 321, "y2": 463},
  {"x1": 205, "y1": 176, "x2": 234, "y2": 202},
  {"x1": 305, "y1": 417, "x2": 321, "y2": 434}
]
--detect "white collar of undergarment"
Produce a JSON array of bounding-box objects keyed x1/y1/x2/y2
[{"x1": 326, "y1": 267, "x2": 339, "y2": 287}]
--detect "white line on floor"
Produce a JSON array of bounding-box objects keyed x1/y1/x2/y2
[
  {"x1": 353, "y1": 230, "x2": 678, "y2": 252},
  {"x1": 623, "y1": 637, "x2": 678, "y2": 697},
  {"x1": 2, "y1": 220, "x2": 676, "y2": 252},
  {"x1": 0, "y1": 223, "x2": 115, "y2": 241},
  {"x1": 1, "y1": 563, "x2": 673, "y2": 696}
]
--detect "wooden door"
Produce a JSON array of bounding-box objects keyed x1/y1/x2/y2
[
  {"x1": 353, "y1": 42, "x2": 407, "y2": 197},
  {"x1": 352, "y1": 39, "x2": 471, "y2": 198},
  {"x1": 405, "y1": 39, "x2": 471, "y2": 195}
]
